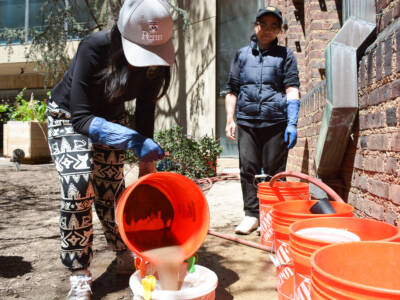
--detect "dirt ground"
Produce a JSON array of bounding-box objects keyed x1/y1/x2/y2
[{"x1": 0, "y1": 159, "x2": 278, "y2": 300}]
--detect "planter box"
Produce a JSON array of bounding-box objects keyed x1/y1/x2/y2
[{"x1": 3, "y1": 121, "x2": 50, "y2": 163}]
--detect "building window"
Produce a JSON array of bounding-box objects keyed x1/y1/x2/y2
[{"x1": 0, "y1": 0, "x2": 95, "y2": 44}]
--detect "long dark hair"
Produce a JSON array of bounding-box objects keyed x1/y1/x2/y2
[{"x1": 99, "y1": 25, "x2": 171, "y2": 102}]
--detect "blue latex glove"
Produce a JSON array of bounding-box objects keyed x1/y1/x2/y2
[
  {"x1": 284, "y1": 99, "x2": 300, "y2": 149},
  {"x1": 89, "y1": 117, "x2": 164, "y2": 162}
]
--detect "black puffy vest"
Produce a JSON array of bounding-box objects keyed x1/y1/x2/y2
[{"x1": 236, "y1": 37, "x2": 290, "y2": 123}]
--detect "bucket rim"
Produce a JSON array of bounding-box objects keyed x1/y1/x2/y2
[
  {"x1": 129, "y1": 264, "x2": 218, "y2": 298},
  {"x1": 272, "y1": 200, "x2": 354, "y2": 218},
  {"x1": 310, "y1": 241, "x2": 400, "y2": 296},
  {"x1": 289, "y1": 217, "x2": 398, "y2": 245}
]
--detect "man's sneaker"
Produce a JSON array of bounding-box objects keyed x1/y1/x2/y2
[
  {"x1": 115, "y1": 250, "x2": 136, "y2": 275},
  {"x1": 66, "y1": 270, "x2": 92, "y2": 300},
  {"x1": 235, "y1": 216, "x2": 259, "y2": 235}
]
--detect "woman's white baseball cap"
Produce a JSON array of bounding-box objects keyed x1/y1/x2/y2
[{"x1": 117, "y1": 0, "x2": 175, "y2": 66}]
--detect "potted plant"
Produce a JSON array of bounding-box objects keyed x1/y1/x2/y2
[{"x1": 1, "y1": 88, "x2": 50, "y2": 163}]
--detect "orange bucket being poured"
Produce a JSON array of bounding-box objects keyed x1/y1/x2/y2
[{"x1": 116, "y1": 172, "x2": 210, "y2": 264}]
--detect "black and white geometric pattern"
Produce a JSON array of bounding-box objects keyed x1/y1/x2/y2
[{"x1": 47, "y1": 101, "x2": 127, "y2": 271}]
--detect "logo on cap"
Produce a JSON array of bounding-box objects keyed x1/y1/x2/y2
[
  {"x1": 142, "y1": 21, "x2": 163, "y2": 42},
  {"x1": 148, "y1": 22, "x2": 159, "y2": 33},
  {"x1": 266, "y1": 6, "x2": 276, "y2": 11}
]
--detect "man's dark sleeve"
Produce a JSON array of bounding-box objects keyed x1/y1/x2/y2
[
  {"x1": 283, "y1": 48, "x2": 300, "y2": 88},
  {"x1": 225, "y1": 50, "x2": 241, "y2": 95}
]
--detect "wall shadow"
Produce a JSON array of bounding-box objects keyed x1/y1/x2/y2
[
  {"x1": 157, "y1": 1, "x2": 215, "y2": 136},
  {"x1": 301, "y1": 138, "x2": 309, "y2": 175},
  {"x1": 340, "y1": 114, "x2": 359, "y2": 202},
  {"x1": 292, "y1": 0, "x2": 305, "y2": 35}
]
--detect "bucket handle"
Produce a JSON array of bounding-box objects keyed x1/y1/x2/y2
[
  {"x1": 255, "y1": 174, "x2": 310, "y2": 201},
  {"x1": 269, "y1": 171, "x2": 344, "y2": 202}
]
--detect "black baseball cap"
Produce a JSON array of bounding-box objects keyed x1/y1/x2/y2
[{"x1": 256, "y1": 6, "x2": 283, "y2": 23}]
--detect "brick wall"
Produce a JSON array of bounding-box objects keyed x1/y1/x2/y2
[
  {"x1": 269, "y1": 0, "x2": 341, "y2": 95},
  {"x1": 287, "y1": 81, "x2": 326, "y2": 177},
  {"x1": 288, "y1": 0, "x2": 400, "y2": 223},
  {"x1": 343, "y1": 0, "x2": 400, "y2": 221}
]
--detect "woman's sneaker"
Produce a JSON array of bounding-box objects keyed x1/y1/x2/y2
[
  {"x1": 235, "y1": 216, "x2": 259, "y2": 235},
  {"x1": 66, "y1": 270, "x2": 92, "y2": 300}
]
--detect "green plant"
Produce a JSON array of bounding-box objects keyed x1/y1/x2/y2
[
  {"x1": 0, "y1": 101, "x2": 11, "y2": 123},
  {"x1": 1, "y1": 88, "x2": 48, "y2": 123},
  {"x1": 153, "y1": 126, "x2": 223, "y2": 179}
]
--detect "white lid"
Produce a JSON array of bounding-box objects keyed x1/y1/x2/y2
[{"x1": 296, "y1": 227, "x2": 361, "y2": 243}]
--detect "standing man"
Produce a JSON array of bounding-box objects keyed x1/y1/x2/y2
[{"x1": 225, "y1": 6, "x2": 300, "y2": 234}]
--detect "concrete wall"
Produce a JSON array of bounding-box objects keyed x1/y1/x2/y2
[{"x1": 154, "y1": 0, "x2": 216, "y2": 138}]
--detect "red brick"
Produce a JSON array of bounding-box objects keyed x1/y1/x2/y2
[
  {"x1": 385, "y1": 157, "x2": 399, "y2": 175},
  {"x1": 370, "y1": 133, "x2": 390, "y2": 151},
  {"x1": 359, "y1": 94, "x2": 368, "y2": 109},
  {"x1": 396, "y1": 29, "x2": 400, "y2": 72},
  {"x1": 379, "y1": 82, "x2": 392, "y2": 103},
  {"x1": 360, "y1": 112, "x2": 384, "y2": 130},
  {"x1": 354, "y1": 154, "x2": 363, "y2": 169},
  {"x1": 392, "y1": 79, "x2": 400, "y2": 99},
  {"x1": 391, "y1": 133, "x2": 400, "y2": 151},
  {"x1": 359, "y1": 175, "x2": 368, "y2": 191},
  {"x1": 384, "y1": 209, "x2": 398, "y2": 225},
  {"x1": 383, "y1": 9, "x2": 393, "y2": 29},
  {"x1": 367, "y1": 51, "x2": 374, "y2": 85},
  {"x1": 389, "y1": 184, "x2": 400, "y2": 204},
  {"x1": 359, "y1": 56, "x2": 366, "y2": 90},
  {"x1": 395, "y1": 2, "x2": 400, "y2": 19},
  {"x1": 364, "y1": 199, "x2": 385, "y2": 220},
  {"x1": 384, "y1": 36, "x2": 393, "y2": 77},
  {"x1": 368, "y1": 88, "x2": 379, "y2": 105},
  {"x1": 369, "y1": 178, "x2": 389, "y2": 198},
  {"x1": 365, "y1": 157, "x2": 385, "y2": 173},
  {"x1": 376, "y1": 44, "x2": 383, "y2": 82}
]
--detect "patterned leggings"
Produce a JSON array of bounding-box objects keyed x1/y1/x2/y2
[{"x1": 47, "y1": 101, "x2": 127, "y2": 271}]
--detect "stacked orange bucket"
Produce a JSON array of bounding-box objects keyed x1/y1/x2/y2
[
  {"x1": 271, "y1": 200, "x2": 354, "y2": 299},
  {"x1": 289, "y1": 217, "x2": 400, "y2": 299},
  {"x1": 258, "y1": 181, "x2": 309, "y2": 247}
]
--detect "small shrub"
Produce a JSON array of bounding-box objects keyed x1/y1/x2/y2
[
  {"x1": 154, "y1": 126, "x2": 223, "y2": 179},
  {"x1": 125, "y1": 125, "x2": 223, "y2": 179},
  {"x1": 0, "y1": 88, "x2": 48, "y2": 123}
]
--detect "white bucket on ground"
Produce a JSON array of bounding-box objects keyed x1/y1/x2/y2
[
  {"x1": 130, "y1": 264, "x2": 218, "y2": 300},
  {"x1": 296, "y1": 227, "x2": 361, "y2": 243}
]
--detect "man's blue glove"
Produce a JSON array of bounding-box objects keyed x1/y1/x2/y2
[
  {"x1": 89, "y1": 117, "x2": 164, "y2": 162},
  {"x1": 284, "y1": 99, "x2": 300, "y2": 149}
]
